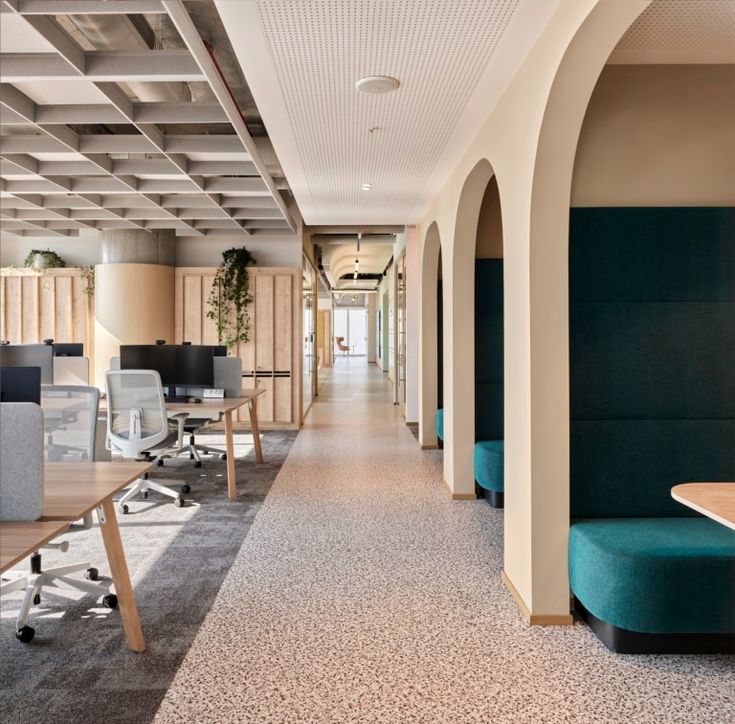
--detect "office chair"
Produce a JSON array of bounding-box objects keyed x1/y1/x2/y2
[
  {"x1": 106, "y1": 369, "x2": 187, "y2": 513},
  {"x1": 161, "y1": 356, "x2": 243, "y2": 468},
  {"x1": 0, "y1": 388, "x2": 117, "y2": 643}
]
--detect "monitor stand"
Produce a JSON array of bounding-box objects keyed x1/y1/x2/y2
[{"x1": 164, "y1": 386, "x2": 189, "y2": 403}]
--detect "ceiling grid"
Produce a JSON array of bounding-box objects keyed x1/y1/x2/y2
[{"x1": 0, "y1": 0, "x2": 296, "y2": 239}]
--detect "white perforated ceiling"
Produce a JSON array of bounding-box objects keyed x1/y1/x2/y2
[
  {"x1": 217, "y1": 0, "x2": 560, "y2": 225},
  {"x1": 610, "y1": 0, "x2": 735, "y2": 64}
]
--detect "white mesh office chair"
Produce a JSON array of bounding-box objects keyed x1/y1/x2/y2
[
  {"x1": 106, "y1": 369, "x2": 187, "y2": 513},
  {"x1": 1, "y1": 387, "x2": 117, "y2": 643}
]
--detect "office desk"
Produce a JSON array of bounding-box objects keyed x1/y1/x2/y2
[
  {"x1": 165, "y1": 390, "x2": 265, "y2": 500},
  {"x1": 671, "y1": 483, "x2": 735, "y2": 531},
  {"x1": 42, "y1": 461, "x2": 152, "y2": 652},
  {"x1": 0, "y1": 521, "x2": 70, "y2": 573}
]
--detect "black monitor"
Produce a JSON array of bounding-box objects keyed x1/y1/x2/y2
[
  {"x1": 0, "y1": 366, "x2": 41, "y2": 404},
  {"x1": 214, "y1": 346, "x2": 227, "y2": 357},
  {"x1": 120, "y1": 344, "x2": 214, "y2": 396},
  {"x1": 0, "y1": 344, "x2": 54, "y2": 384},
  {"x1": 53, "y1": 343, "x2": 83, "y2": 357}
]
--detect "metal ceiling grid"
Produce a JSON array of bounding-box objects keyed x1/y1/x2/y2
[{"x1": 0, "y1": 0, "x2": 297, "y2": 239}]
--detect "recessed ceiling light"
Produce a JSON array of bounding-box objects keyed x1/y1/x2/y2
[
  {"x1": 360, "y1": 183, "x2": 373, "y2": 192},
  {"x1": 356, "y1": 75, "x2": 400, "y2": 94}
]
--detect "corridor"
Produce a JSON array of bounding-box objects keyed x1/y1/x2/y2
[{"x1": 154, "y1": 361, "x2": 730, "y2": 723}]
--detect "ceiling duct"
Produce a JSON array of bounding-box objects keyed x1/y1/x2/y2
[{"x1": 63, "y1": 13, "x2": 191, "y2": 103}]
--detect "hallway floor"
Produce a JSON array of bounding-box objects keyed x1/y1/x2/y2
[{"x1": 155, "y1": 359, "x2": 733, "y2": 723}]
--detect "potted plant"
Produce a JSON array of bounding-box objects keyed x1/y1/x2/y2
[
  {"x1": 23, "y1": 249, "x2": 66, "y2": 270},
  {"x1": 207, "y1": 246, "x2": 256, "y2": 347}
]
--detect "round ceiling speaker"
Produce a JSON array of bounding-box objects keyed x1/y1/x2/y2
[{"x1": 355, "y1": 75, "x2": 400, "y2": 94}]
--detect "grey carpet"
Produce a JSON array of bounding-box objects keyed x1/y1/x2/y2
[{"x1": 0, "y1": 430, "x2": 296, "y2": 724}]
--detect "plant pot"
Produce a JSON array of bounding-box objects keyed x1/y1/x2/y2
[{"x1": 31, "y1": 253, "x2": 48, "y2": 269}]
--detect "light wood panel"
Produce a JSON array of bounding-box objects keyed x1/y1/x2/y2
[
  {"x1": 175, "y1": 267, "x2": 302, "y2": 429},
  {"x1": 0, "y1": 268, "x2": 91, "y2": 350}
]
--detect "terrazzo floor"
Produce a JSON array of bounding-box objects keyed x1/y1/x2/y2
[{"x1": 154, "y1": 358, "x2": 734, "y2": 723}]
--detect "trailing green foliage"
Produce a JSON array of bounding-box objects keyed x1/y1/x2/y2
[
  {"x1": 23, "y1": 249, "x2": 66, "y2": 269},
  {"x1": 206, "y1": 246, "x2": 256, "y2": 347},
  {"x1": 81, "y1": 265, "x2": 95, "y2": 297}
]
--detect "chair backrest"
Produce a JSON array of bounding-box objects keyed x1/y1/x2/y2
[
  {"x1": 214, "y1": 356, "x2": 243, "y2": 398},
  {"x1": 105, "y1": 369, "x2": 169, "y2": 459},
  {"x1": 41, "y1": 385, "x2": 100, "y2": 462},
  {"x1": 0, "y1": 403, "x2": 44, "y2": 521},
  {"x1": 109, "y1": 356, "x2": 121, "y2": 371}
]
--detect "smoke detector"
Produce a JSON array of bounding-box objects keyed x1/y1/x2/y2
[{"x1": 356, "y1": 76, "x2": 400, "y2": 94}]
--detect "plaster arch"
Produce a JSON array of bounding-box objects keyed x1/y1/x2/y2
[{"x1": 418, "y1": 221, "x2": 442, "y2": 448}]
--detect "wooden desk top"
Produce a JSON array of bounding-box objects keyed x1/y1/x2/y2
[
  {"x1": 0, "y1": 520, "x2": 70, "y2": 573},
  {"x1": 42, "y1": 461, "x2": 152, "y2": 520},
  {"x1": 671, "y1": 483, "x2": 735, "y2": 531},
  {"x1": 165, "y1": 391, "x2": 263, "y2": 415}
]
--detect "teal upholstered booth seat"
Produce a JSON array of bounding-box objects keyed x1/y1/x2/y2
[
  {"x1": 436, "y1": 409, "x2": 443, "y2": 443},
  {"x1": 570, "y1": 518, "x2": 735, "y2": 645},
  {"x1": 568, "y1": 207, "x2": 735, "y2": 653},
  {"x1": 474, "y1": 440, "x2": 504, "y2": 507}
]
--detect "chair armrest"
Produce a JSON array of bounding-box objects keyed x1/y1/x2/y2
[{"x1": 168, "y1": 412, "x2": 189, "y2": 447}]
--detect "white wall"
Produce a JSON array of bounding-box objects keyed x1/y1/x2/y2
[
  {"x1": 404, "y1": 227, "x2": 420, "y2": 422},
  {"x1": 1, "y1": 232, "x2": 302, "y2": 269}
]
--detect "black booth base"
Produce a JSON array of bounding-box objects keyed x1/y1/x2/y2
[
  {"x1": 574, "y1": 597, "x2": 735, "y2": 655},
  {"x1": 475, "y1": 484, "x2": 504, "y2": 508}
]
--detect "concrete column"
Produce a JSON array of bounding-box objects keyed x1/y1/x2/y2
[{"x1": 93, "y1": 230, "x2": 175, "y2": 386}]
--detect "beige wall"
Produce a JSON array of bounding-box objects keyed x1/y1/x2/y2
[
  {"x1": 475, "y1": 176, "x2": 504, "y2": 259},
  {"x1": 94, "y1": 263, "x2": 175, "y2": 387},
  {"x1": 573, "y1": 64, "x2": 735, "y2": 206},
  {"x1": 416, "y1": 0, "x2": 652, "y2": 620}
]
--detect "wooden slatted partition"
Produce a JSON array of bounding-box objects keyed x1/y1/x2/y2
[
  {"x1": 0, "y1": 268, "x2": 92, "y2": 351},
  {"x1": 175, "y1": 267, "x2": 301, "y2": 430}
]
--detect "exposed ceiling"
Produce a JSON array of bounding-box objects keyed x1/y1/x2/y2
[
  {"x1": 610, "y1": 0, "x2": 735, "y2": 64},
  {"x1": 0, "y1": 0, "x2": 296, "y2": 240},
  {"x1": 216, "y1": 0, "x2": 560, "y2": 226},
  {"x1": 318, "y1": 234, "x2": 394, "y2": 293}
]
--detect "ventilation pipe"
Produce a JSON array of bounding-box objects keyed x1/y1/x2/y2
[{"x1": 66, "y1": 14, "x2": 190, "y2": 102}]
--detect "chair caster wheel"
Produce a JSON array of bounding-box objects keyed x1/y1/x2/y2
[
  {"x1": 85, "y1": 567, "x2": 99, "y2": 581},
  {"x1": 33, "y1": 593, "x2": 41, "y2": 605},
  {"x1": 174, "y1": 496, "x2": 185, "y2": 508},
  {"x1": 120, "y1": 504, "x2": 129, "y2": 515},
  {"x1": 194, "y1": 461, "x2": 202, "y2": 468},
  {"x1": 156, "y1": 459, "x2": 164, "y2": 467},
  {"x1": 141, "y1": 490, "x2": 149, "y2": 499},
  {"x1": 16, "y1": 625, "x2": 35, "y2": 643},
  {"x1": 181, "y1": 484, "x2": 191, "y2": 494},
  {"x1": 219, "y1": 453, "x2": 227, "y2": 461},
  {"x1": 102, "y1": 594, "x2": 118, "y2": 609}
]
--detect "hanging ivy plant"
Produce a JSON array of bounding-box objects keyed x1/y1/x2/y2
[
  {"x1": 206, "y1": 246, "x2": 256, "y2": 347},
  {"x1": 81, "y1": 265, "x2": 95, "y2": 297},
  {"x1": 23, "y1": 249, "x2": 66, "y2": 269}
]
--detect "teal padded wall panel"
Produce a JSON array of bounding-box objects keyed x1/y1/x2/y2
[
  {"x1": 475, "y1": 260, "x2": 503, "y2": 441},
  {"x1": 571, "y1": 420, "x2": 735, "y2": 517},
  {"x1": 571, "y1": 302, "x2": 735, "y2": 419},
  {"x1": 570, "y1": 208, "x2": 735, "y2": 302},
  {"x1": 569, "y1": 207, "x2": 735, "y2": 518}
]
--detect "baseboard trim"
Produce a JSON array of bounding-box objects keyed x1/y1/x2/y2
[
  {"x1": 421, "y1": 444, "x2": 439, "y2": 450},
  {"x1": 501, "y1": 571, "x2": 574, "y2": 626},
  {"x1": 574, "y1": 597, "x2": 735, "y2": 654},
  {"x1": 443, "y1": 479, "x2": 477, "y2": 500}
]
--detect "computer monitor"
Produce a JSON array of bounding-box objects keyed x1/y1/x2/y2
[
  {"x1": 0, "y1": 344, "x2": 54, "y2": 384},
  {"x1": 120, "y1": 344, "x2": 214, "y2": 395},
  {"x1": 0, "y1": 367, "x2": 42, "y2": 404},
  {"x1": 53, "y1": 342, "x2": 83, "y2": 357},
  {"x1": 214, "y1": 346, "x2": 227, "y2": 357}
]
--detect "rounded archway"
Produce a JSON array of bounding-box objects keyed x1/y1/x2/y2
[{"x1": 418, "y1": 221, "x2": 442, "y2": 448}]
